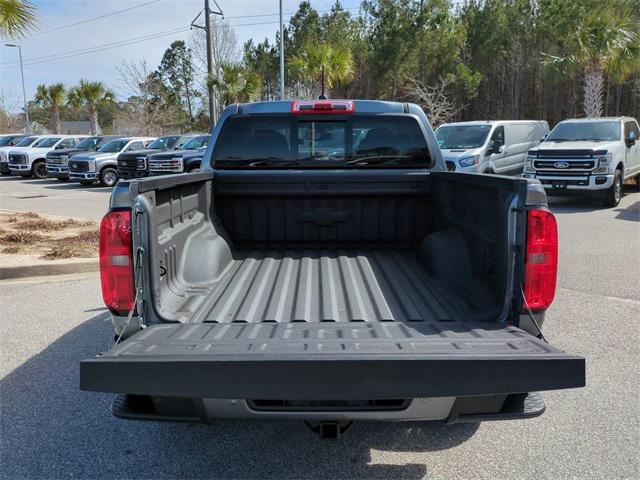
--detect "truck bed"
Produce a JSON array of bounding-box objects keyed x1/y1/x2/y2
[{"x1": 195, "y1": 249, "x2": 473, "y2": 324}]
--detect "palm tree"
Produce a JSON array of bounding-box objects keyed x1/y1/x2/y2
[
  {"x1": 208, "y1": 63, "x2": 261, "y2": 107},
  {"x1": 543, "y1": 2, "x2": 640, "y2": 117},
  {"x1": 0, "y1": 0, "x2": 37, "y2": 38},
  {"x1": 34, "y1": 83, "x2": 66, "y2": 133},
  {"x1": 67, "y1": 80, "x2": 114, "y2": 135},
  {"x1": 290, "y1": 43, "x2": 354, "y2": 98}
]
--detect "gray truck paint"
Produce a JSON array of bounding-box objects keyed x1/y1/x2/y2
[{"x1": 82, "y1": 100, "x2": 584, "y2": 426}]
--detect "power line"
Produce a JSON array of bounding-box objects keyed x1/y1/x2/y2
[
  {"x1": 3, "y1": 27, "x2": 191, "y2": 68},
  {"x1": 24, "y1": 0, "x2": 161, "y2": 38},
  {"x1": 3, "y1": 6, "x2": 367, "y2": 69}
]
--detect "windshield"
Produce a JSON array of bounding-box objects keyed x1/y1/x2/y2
[
  {"x1": 33, "y1": 137, "x2": 62, "y2": 148},
  {"x1": 182, "y1": 136, "x2": 209, "y2": 150},
  {"x1": 547, "y1": 121, "x2": 621, "y2": 142},
  {"x1": 148, "y1": 136, "x2": 179, "y2": 149},
  {"x1": 15, "y1": 136, "x2": 38, "y2": 147},
  {"x1": 435, "y1": 125, "x2": 492, "y2": 149},
  {"x1": 214, "y1": 115, "x2": 432, "y2": 169},
  {"x1": 0, "y1": 136, "x2": 19, "y2": 147},
  {"x1": 98, "y1": 139, "x2": 128, "y2": 153},
  {"x1": 75, "y1": 137, "x2": 101, "y2": 149}
]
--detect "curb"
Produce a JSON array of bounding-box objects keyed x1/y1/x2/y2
[{"x1": 0, "y1": 260, "x2": 99, "y2": 280}]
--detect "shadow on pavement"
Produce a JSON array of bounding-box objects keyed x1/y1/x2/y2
[
  {"x1": 613, "y1": 201, "x2": 639, "y2": 222},
  {"x1": 1, "y1": 314, "x2": 478, "y2": 480}
]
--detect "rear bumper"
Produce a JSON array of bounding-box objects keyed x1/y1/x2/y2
[
  {"x1": 81, "y1": 322, "x2": 585, "y2": 401},
  {"x1": 111, "y1": 392, "x2": 546, "y2": 423}
]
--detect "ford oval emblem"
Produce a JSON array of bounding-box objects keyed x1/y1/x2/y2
[{"x1": 554, "y1": 161, "x2": 570, "y2": 169}]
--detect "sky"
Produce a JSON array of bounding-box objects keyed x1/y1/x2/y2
[{"x1": 1, "y1": 0, "x2": 363, "y2": 110}]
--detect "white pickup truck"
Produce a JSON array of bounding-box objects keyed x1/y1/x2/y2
[
  {"x1": 523, "y1": 117, "x2": 640, "y2": 207},
  {"x1": 8, "y1": 135, "x2": 87, "y2": 179}
]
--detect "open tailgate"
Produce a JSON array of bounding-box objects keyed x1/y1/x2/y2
[{"x1": 80, "y1": 322, "x2": 584, "y2": 399}]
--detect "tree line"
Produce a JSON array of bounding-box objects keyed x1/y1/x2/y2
[
  {"x1": 245, "y1": 0, "x2": 640, "y2": 126},
  {"x1": 4, "y1": 0, "x2": 639, "y2": 134}
]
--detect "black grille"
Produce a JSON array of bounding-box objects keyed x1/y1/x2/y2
[
  {"x1": 69, "y1": 161, "x2": 89, "y2": 172},
  {"x1": 536, "y1": 149, "x2": 598, "y2": 159},
  {"x1": 9, "y1": 154, "x2": 27, "y2": 164},
  {"x1": 118, "y1": 155, "x2": 145, "y2": 171}
]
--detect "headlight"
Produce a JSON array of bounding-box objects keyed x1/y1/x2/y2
[
  {"x1": 171, "y1": 157, "x2": 184, "y2": 172},
  {"x1": 458, "y1": 155, "x2": 481, "y2": 167},
  {"x1": 596, "y1": 152, "x2": 612, "y2": 165},
  {"x1": 88, "y1": 160, "x2": 96, "y2": 171}
]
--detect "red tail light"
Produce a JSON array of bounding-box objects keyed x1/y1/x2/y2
[
  {"x1": 524, "y1": 209, "x2": 558, "y2": 310},
  {"x1": 99, "y1": 210, "x2": 135, "y2": 315},
  {"x1": 291, "y1": 100, "x2": 355, "y2": 114}
]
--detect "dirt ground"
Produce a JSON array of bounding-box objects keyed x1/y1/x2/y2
[{"x1": 0, "y1": 211, "x2": 99, "y2": 261}]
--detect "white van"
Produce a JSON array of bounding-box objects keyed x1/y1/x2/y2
[{"x1": 435, "y1": 120, "x2": 549, "y2": 174}]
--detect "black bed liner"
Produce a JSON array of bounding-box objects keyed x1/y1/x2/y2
[{"x1": 81, "y1": 322, "x2": 585, "y2": 400}]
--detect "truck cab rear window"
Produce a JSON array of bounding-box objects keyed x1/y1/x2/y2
[{"x1": 213, "y1": 115, "x2": 432, "y2": 169}]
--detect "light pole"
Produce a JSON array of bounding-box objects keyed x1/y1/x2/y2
[{"x1": 4, "y1": 43, "x2": 30, "y2": 133}]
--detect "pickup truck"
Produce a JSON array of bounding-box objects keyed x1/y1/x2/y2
[
  {"x1": 117, "y1": 134, "x2": 200, "y2": 180},
  {"x1": 523, "y1": 117, "x2": 640, "y2": 207},
  {"x1": 46, "y1": 135, "x2": 122, "y2": 181},
  {"x1": 8, "y1": 135, "x2": 87, "y2": 179},
  {"x1": 0, "y1": 134, "x2": 27, "y2": 175},
  {"x1": 80, "y1": 100, "x2": 584, "y2": 439},
  {"x1": 147, "y1": 134, "x2": 210, "y2": 175},
  {"x1": 69, "y1": 137, "x2": 156, "y2": 187}
]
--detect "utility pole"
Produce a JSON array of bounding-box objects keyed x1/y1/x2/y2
[
  {"x1": 204, "y1": 0, "x2": 215, "y2": 125},
  {"x1": 193, "y1": 1, "x2": 223, "y2": 129},
  {"x1": 279, "y1": 0, "x2": 285, "y2": 100}
]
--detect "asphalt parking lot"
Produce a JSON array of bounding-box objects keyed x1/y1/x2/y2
[{"x1": 1, "y1": 177, "x2": 639, "y2": 480}]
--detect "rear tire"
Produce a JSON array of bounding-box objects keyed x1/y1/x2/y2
[
  {"x1": 603, "y1": 169, "x2": 622, "y2": 208},
  {"x1": 635, "y1": 175, "x2": 640, "y2": 191},
  {"x1": 32, "y1": 160, "x2": 48, "y2": 179},
  {"x1": 99, "y1": 167, "x2": 118, "y2": 187}
]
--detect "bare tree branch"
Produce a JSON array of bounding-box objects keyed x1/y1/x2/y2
[{"x1": 405, "y1": 76, "x2": 461, "y2": 126}]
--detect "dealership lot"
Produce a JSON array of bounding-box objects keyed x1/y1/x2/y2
[{"x1": 0, "y1": 177, "x2": 638, "y2": 480}]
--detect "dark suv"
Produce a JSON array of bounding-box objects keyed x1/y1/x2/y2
[
  {"x1": 117, "y1": 134, "x2": 199, "y2": 180},
  {"x1": 147, "y1": 134, "x2": 210, "y2": 176},
  {"x1": 46, "y1": 135, "x2": 121, "y2": 180}
]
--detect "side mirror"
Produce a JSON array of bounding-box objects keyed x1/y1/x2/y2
[
  {"x1": 489, "y1": 140, "x2": 502, "y2": 154},
  {"x1": 541, "y1": 134, "x2": 548, "y2": 141},
  {"x1": 55, "y1": 144, "x2": 66, "y2": 149},
  {"x1": 626, "y1": 131, "x2": 636, "y2": 147}
]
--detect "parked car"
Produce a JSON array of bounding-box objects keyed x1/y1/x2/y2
[
  {"x1": 147, "y1": 134, "x2": 210, "y2": 175},
  {"x1": 435, "y1": 120, "x2": 549, "y2": 174},
  {"x1": 524, "y1": 117, "x2": 640, "y2": 207},
  {"x1": 117, "y1": 134, "x2": 200, "y2": 180},
  {"x1": 0, "y1": 134, "x2": 27, "y2": 175},
  {"x1": 47, "y1": 135, "x2": 122, "y2": 181},
  {"x1": 80, "y1": 100, "x2": 584, "y2": 438},
  {"x1": 68, "y1": 137, "x2": 155, "y2": 187},
  {"x1": 8, "y1": 135, "x2": 88, "y2": 179}
]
